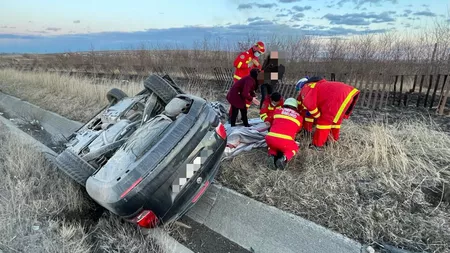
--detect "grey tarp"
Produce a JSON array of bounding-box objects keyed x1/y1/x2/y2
[{"x1": 223, "y1": 118, "x2": 270, "y2": 158}]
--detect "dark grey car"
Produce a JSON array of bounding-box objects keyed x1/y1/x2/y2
[{"x1": 54, "y1": 74, "x2": 228, "y2": 228}]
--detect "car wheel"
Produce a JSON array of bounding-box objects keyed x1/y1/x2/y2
[
  {"x1": 144, "y1": 74, "x2": 180, "y2": 104},
  {"x1": 54, "y1": 149, "x2": 97, "y2": 187},
  {"x1": 162, "y1": 74, "x2": 185, "y2": 94},
  {"x1": 106, "y1": 88, "x2": 128, "y2": 105}
]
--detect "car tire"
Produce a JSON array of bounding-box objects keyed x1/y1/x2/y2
[
  {"x1": 106, "y1": 88, "x2": 128, "y2": 104},
  {"x1": 162, "y1": 74, "x2": 185, "y2": 94},
  {"x1": 55, "y1": 149, "x2": 97, "y2": 187},
  {"x1": 144, "y1": 74, "x2": 180, "y2": 104}
]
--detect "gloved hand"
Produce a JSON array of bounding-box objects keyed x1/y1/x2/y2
[{"x1": 306, "y1": 111, "x2": 311, "y2": 117}]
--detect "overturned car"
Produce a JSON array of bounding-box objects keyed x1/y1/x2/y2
[{"x1": 54, "y1": 74, "x2": 228, "y2": 228}]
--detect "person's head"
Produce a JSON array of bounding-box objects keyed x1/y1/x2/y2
[
  {"x1": 283, "y1": 98, "x2": 298, "y2": 111},
  {"x1": 270, "y1": 92, "x2": 282, "y2": 106},
  {"x1": 295, "y1": 77, "x2": 309, "y2": 92},
  {"x1": 251, "y1": 41, "x2": 265, "y2": 57}
]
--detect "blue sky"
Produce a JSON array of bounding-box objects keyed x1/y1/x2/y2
[{"x1": 0, "y1": 0, "x2": 449, "y2": 53}]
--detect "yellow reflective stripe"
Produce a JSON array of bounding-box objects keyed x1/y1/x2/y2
[
  {"x1": 267, "y1": 132, "x2": 293, "y2": 140},
  {"x1": 305, "y1": 118, "x2": 314, "y2": 123},
  {"x1": 246, "y1": 104, "x2": 251, "y2": 108},
  {"x1": 308, "y1": 82, "x2": 317, "y2": 88},
  {"x1": 313, "y1": 112, "x2": 321, "y2": 119},
  {"x1": 331, "y1": 125, "x2": 341, "y2": 129},
  {"x1": 237, "y1": 62, "x2": 242, "y2": 68},
  {"x1": 268, "y1": 106, "x2": 274, "y2": 110},
  {"x1": 297, "y1": 100, "x2": 302, "y2": 105},
  {"x1": 333, "y1": 88, "x2": 359, "y2": 123},
  {"x1": 309, "y1": 108, "x2": 318, "y2": 114},
  {"x1": 234, "y1": 75, "x2": 241, "y2": 80},
  {"x1": 292, "y1": 150, "x2": 296, "y2": 155},
  {"x1": 316, "y1": 125, "x2": 332, "y2": 129},
  {"x1": 276, "y1": 106, "x2": 282, "y2": 109},
  {"x1": 273, "y1": 114, "x2": 300, "y2": 127},
  {"x1": 260, "y1": 113, "x2": 268, "y2": 121}
]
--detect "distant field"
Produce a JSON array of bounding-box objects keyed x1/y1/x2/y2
[{"x1": 1, "y1": 30, "x2": 449, "y2": 85}]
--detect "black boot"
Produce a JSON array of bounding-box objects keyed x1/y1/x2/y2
[{"x1": 275, "y1": 155, "x2": 287, "y2": 170}]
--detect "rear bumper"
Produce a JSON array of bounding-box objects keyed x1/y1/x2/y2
[{"x1": 161, "y1": 140, "x2": 226, "y2": 223}]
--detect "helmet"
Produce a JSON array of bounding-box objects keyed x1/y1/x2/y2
[
  {"x1": 295, "y1": 77, "x2": 309, "y2": 91},
  {"x1": 252, "y1": 41, "x2": 265, "y2": 56},
  {"x1": 284, "y1": 98, "x2": 298, "y2": 108}
]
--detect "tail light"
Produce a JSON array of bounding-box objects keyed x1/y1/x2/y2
[
  {"x1": 215, "y1": 123, "x2": 227, "y2": 139},
  {"x1": 135, "y1": 210, "x2": 159, "y2": 228}
]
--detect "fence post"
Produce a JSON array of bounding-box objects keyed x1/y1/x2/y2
[
  {"x1": 437, "y1": 75, "x2": 448, "y2": 115},
  {"x1": 430, "y1": 74, "x2": 441, "y2": 109},
  {"x1": 424, "y1": 75, "x2": 433, "y2": 107},
  {"x1": 438, "y1": 75, "x2": 450, "y2": 115},
  {"x1": 417, "y1": 75, "x2": 425, "y2": 107},
  {"x1": 392, "y1": 75, "x2": 398, "y2": 105},
  {"x1": 398, "y1": 75, "x2": 404, "y2": 106}
]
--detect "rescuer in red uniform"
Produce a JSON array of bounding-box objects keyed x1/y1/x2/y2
[
  {"x1": 226, "y1": 68, "x2": 262, "y2": 127},
  {"x1": 232, "y1": 41, "x2": 265, "y2": 110},
  {"x1": 295, "y1": 78, "x2": 314, "y2": 133},
  {"x1": 259, "y1": 92, "x2": 284, "y2": 125},
  {"x1": 265, "y1": 98, "x2": 303, "y2": 170},
  {"x1": 296, "y1": 76, "x2": 360, "y2": 150}
]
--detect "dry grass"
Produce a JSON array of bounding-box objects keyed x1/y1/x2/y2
[
  {"x1": 0, "y1": 124, "x2": 173, "y2": 252},
  {"x1": 2, "y1": 69, "x2": 450, "y2": 252},
  {"x1": 218, "y1": 119, "x2": 450, "y2": 252},
  {"x1": 0, "y1": 68, "x2": 219, "y2": 123}
]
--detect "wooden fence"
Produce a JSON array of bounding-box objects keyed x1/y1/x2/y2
[{"x1": 1, "y1": 64, "x2": 449, "y2": 116}]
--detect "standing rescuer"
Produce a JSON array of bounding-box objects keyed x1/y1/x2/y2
[
  {"x1": 265, "y1": 98, "x2": 303, "y2": 170},
  {"x1": 259, "y1": 92, "x2": 284, "y2": 126},
  {"x1": 296, "y1": 76, "x2": 360, "y2": 150},
  {"x1": 295, "y1": 77, "x2": 314, "y2": 133},
  {"x1": 227, "y1": 69, "x2": 262, "y2": 127},
  {"x1": 232, "y1": 41, "x2": 266, "y2": 110}
]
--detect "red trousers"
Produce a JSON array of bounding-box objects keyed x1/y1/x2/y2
[
  {"x1": 303, "y1": 117, "x2": 314, "y2": 132},
  {"x1": 312, "y1": 95, "x2": 359, "y2": 147},
  {"x1": 265, "y1": 135, "x2": 298, "y2": 161},
  {"x1": 312, "y1": 117, "x2": 343, "y2": 147}
]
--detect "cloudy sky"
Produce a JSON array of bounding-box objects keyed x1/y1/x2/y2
[{"x1": 0, "y1": 0, "x2": 448, "y2": 53}]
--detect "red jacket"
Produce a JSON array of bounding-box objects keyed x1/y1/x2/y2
[
  {"x1": 267, "y1": 107, "x2": 303, "y2": 141},
  {"x1": 259, "y1": 96, "x2": 284, "y2": 122},
  {"x1": 233, "y1": 49, "x2": 261, "y2": 82},
  {"x1": 297, "y1": 79, "x2": 360, "y2": 123},
  {"x1": 226, "y1": 75, "x2": 257, "y2": 109}
]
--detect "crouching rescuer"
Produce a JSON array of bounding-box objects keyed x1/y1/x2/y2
[
  {"x1": 259, "y1": 92, "x2": 284, "y2": 126},
  {"x1": 265, "y1": 98, "x2": 303, "y2": 170},
  {"x1": 296, "y1": 76, "x2": 360, "y2": 149}
]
